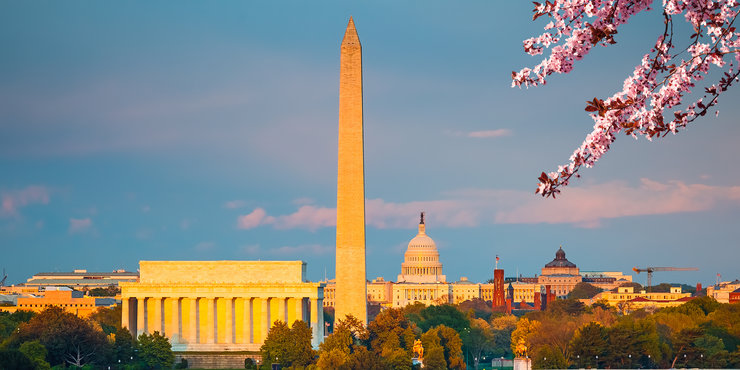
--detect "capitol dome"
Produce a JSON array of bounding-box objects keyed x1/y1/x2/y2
[{"x1": 397, "y1": 213, "x2": 446, "y2": 284}]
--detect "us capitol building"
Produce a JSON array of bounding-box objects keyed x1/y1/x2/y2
[{"x1": 323, "y1": 214, "x2": 631, "y2": 309}]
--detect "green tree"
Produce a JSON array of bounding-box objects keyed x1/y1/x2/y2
[
  {"x1": 137, "y1": 331, "x2": 174, "y2": 369},
  {"x1": 287, "y1": 320, "x2": 316, "y2": 367},
  {"x1": 0, "y1": 348, "x2": 34, "y2": 370},
  {"x1": 407, "y1": 304, "x2": 470, "y2": 333},
  {"x1": 568, "y1": 322, "x2": 607, "y2": 368},
  {"x1": 260, "y1": 320, "x2": 315, "y2": 368},
  {"x1": 461, "y1": 326, "x2": 492, "y2": 369},
  {"x1": 533, "y1": 344, "x2": 567, "y2": 369},
  {"x1": 19, "y1": 340, "x2": 50, "y2": 370},
  {"x1": 113, "y1": 327, "x2": 136, "y2": 364},
  {"x1": 0, "y1": 310, "x2": 35, "y2": 342},
  {"x1": 567, "y1": 282, "x2": 602, "y2": 299}
]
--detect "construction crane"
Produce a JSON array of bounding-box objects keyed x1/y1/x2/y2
[
  {"x1": 632, "y1": 266, "x2": 698, "y2": 291},
  {"x1": 0, "y1": 268, "x2": 6, "y2": 287}
]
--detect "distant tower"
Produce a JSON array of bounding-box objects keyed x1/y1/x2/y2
[
  {"x1": 335, "y1": 17, "x2": 367, "y2": 325},
  {"x1": 493, "y1": 268, "x2": 505, "y2": 309}
]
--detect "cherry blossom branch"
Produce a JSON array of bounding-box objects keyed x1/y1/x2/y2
[{"x1": 512, "y1": 0, "x2": 740, "y2": 198}]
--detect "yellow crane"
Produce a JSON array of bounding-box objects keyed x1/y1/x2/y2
[{"x1": 632, "y1": 266, "x2": 698, "y2": 291}]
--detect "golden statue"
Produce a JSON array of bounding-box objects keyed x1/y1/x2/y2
[
  {"x1": 514, "y1": 338, "x2": 528, "y2": 358},
  {"x1": 412, "y1": 339, "x2": 424, "y2": 359}
]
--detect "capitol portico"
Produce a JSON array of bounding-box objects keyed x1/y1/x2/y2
[{"x1": 120, "y1": 261, "x2": 325, "y2": 355}]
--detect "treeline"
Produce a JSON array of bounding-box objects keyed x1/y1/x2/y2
[
  {"x1": 512, "y1": 296, "x2": 740, "y2": 368},
  {"x1": 259, "y1": 302, "x2": 514, "y2": 370},
  {"x1": 0, "y1": 306, "x2": 178, "y2": 369}
]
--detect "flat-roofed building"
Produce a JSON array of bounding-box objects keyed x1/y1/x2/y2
[
  {"x1": 24, "y1": 269, "x2": 139, "y2": 289},
  {"x1": 590, "y1": 286, "x2": 692, "y2": 313},
  {"x1": 120, "y1": 260, "x2": 325, "y2": 361},
  {"x1": 706, "y1": 280, "x2": 740, "y2": 303},
  {"x1": 0, "y1": 289, "x2": 105, "y2": 317}
]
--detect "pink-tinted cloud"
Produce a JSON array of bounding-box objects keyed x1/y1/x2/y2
[
  {"x1": 274, "y1": 205, "x2": 336, "y2": 230},
  {"x1": 467, "y1": 129, "x2": 512, "y2": 138},
  {"x1": 69, "y1": 218, "x2": 92, "y2": 234},
  {"x1": 235, "y1": 179, "x2": 740, "y2": 231},
  {"x1": 494, "y1": 179, "x2": 740, "y2": 227},
  {"x1": 237, "y1": 208, "x2": 275, "y2": 229},
  {"x1": 271, "y1": 244, "x2": 332, "y2": 255},
  {"x1": 224, "y1": 200, "x2": 247, "y2": 209},
  {"x1": 1, "y1": 186, "x2": 50, "y2": 217},
  {"x1": 195, "y1": 241, "x2": 216, "y2": 251}
]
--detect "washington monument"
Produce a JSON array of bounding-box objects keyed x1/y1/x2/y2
[{"x1": 335, "y1": 17, "x2": 367, "y2": 325}]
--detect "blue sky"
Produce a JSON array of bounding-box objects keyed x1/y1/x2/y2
[{"x1": 2, "y1": 1, "x2": 738, "y2": 287}]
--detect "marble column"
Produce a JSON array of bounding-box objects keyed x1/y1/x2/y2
[
  {"x1": 261, "y1": 298, "x2": 270, "y2": 343},
  {"x1": 293, "y1": 297, "x2": 304, "y2": 325},
  {"x1": 310, "y1": 298, "x2": 319, "y2": 348},
  {"x1": 224, "y1": 297, "x2": 233, "y2": 344},
  {"x1": 188, "y1": 298, "x2": 198, "y2": 344},
  {"x1": 152, "y1": 298, "x2": 163, "y2": 334},
  {"x1": 137, "y1": 297, "x2": 146, "y2": 336},
  {"x1": 277, "y1": 297, "x2": 286, "y2": 324},
  {"x1": 317, "y1": 298, "x2": 324, "y2": 341},
  {"x1": 169, "y1": 298, "x2": 180, "y2": 343},
  {"x1": 242, "y1": 298, "x2": 252, "y2": 344},
  {"x1": 121, "y1": 297, "x2": 130, "y2": 333},
  {"x1": 205, "y1": 298, "x2": 215, "y2": 343}
]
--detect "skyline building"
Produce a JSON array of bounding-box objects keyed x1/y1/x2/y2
[{"x1": 334, "y1": 17, "x2": 368, "y2": 325}]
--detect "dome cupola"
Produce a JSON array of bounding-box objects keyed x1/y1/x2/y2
[{"x1": 397, "y1": 212, "x2": 446, "y2": 283}]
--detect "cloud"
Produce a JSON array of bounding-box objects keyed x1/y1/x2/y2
[
  {"x1": 1, "y1": 186, "x2": 50, "y2": 217},
  {"x1": 237, "y1": 208, "x2": 275, "y2": 229},
  {"x1": 224, "y1": 200, "x2": 247, "y2": 209},
  {"x1": 69, "y1": 218, "x2": 92, "y2": 234},
  {"x1": 493, "y1": 179, "x2": 740, "y2": 227},
  {"x1": 238, "y1": 243, "x2": 331, "y2": 256},
  {"x1": 466, "y1": 129, "x2": 513, "y2": 138},
  {"x1": 236, "y1": 179, "x2": 740, "y2": 230},
  {"x1": 195, "y1": 241, "x2": 216, "y2": 251},
  {"x1": 270, "y1": 244, "x2": 333, "y2": 255}
]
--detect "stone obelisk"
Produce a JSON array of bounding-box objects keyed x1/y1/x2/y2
[{"x1": 335, "y1": 16, "x2": 367, "y2": 325}]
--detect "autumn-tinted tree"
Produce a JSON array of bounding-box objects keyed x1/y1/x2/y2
[
  {"x1": 318, "y1": 314, "x2": 368, "y2": 368},
  {"x1": 567, "y1": 282, "x2": 602, "y2": 299},
  {"x1": 88, "y1": 304, "x2": 122, "y2": 335},
  {"x1": 368, "y1": 308, "x2": 416, "y2": 357},
  {"x1": 9, "y1": 306, "x2": 111, "y2": 367},
  {"x1": 137, "y1": 331, "x2": 174, "y2": 369},
  {"x1": 344, "y1": 345, "x2": 385, "y2": 370},
  {"x1": 422, "y1": 325, "x2": 464, "y2": 369},
  {"x1": 458, "y1": 298, "x2": 493, "y2": 321}
]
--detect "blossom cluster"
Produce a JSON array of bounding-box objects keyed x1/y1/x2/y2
[{"x1": 513, "y1": 0, "x2": 740, "y2": 197}]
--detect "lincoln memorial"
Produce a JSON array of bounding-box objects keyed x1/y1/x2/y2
[{"x1": 120, "y1": 260, "x2": 325, "y2": 356}]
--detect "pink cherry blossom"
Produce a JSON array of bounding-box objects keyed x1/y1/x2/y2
[{"x1": 514, "y1": 0, "x2": 740, "y2": 198}]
